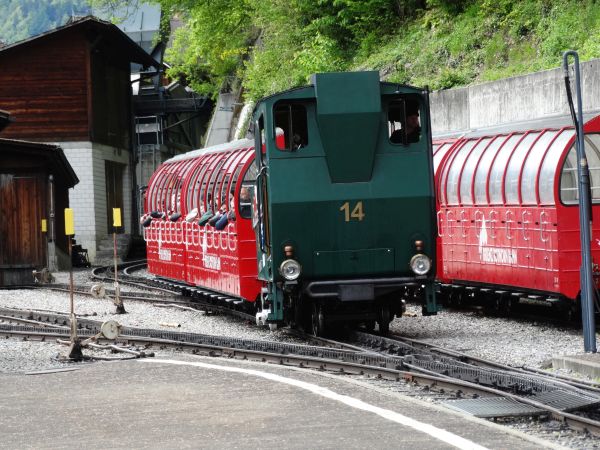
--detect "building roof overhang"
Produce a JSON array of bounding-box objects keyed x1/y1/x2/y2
[
  {"x1": 0, "y1": 138, "x2": 79, "y2": 188},
  {"x1": 0, "y1": 15, "x2": 160, "y2": 69}
]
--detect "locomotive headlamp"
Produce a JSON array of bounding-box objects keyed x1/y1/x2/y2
[
  {"x1": 284, "y1": 245, "x2": 294, "y2": 258},
  {"x1": 410, "y1": 254, "x2": 431, "y2": 276},
  {"x1": 279, "y1": 259, "x2": 302, "y2": 281},
  {"x1": 414, "y1": 240, "x2": 424, "y2": 252}
]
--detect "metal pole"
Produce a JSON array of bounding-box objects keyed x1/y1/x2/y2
[
  {"x1": 69, "y1": 238, "x2": 75, "y2": 332},
  {"x1": 48, "y1": 175, "x2": 55, "y2": 242},
  {"x1": 67, "y1": 237, "x2": 82, "y2": 360},
  {"x1": 563, "y1": 51, "x2": 597, "y2": 353},
  {"x1": 113, "y1": 229, "x2": 125, "y2": 314}
]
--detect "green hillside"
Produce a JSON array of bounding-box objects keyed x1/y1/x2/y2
[
  {"x1": 0, "y1": 0, "x2": 91, "y2": 44},
  {"x1": 3, "y1": 0, "x2": 600, "y2": 102},
  {"x1": 162, "y1": 0, "x2": 600, "y2": 101}
]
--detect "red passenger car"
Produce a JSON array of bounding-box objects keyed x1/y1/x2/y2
[
  {"x1": 433, "y1": 115, "x2": 600, "y2": 315},
  {"x1": 143, "y1": 140, "x2": 263, "y2": 305}
]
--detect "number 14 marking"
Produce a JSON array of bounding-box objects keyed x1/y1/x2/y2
[{"x1": 340, "y1": 201, "x2": 365, "y2": 222}]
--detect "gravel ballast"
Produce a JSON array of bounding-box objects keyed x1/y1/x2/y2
[
  {"x1": 0, "y1": 269, "x2": 595, "y2": 375},
  {"x1": 1, "y1": 270, "x2": 599, "y2": 449}
]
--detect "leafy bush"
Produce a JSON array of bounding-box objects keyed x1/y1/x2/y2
[{"x1": 23, "y1": 0, "x2": 600, "y2": 100}]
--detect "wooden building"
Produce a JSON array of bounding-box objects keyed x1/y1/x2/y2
[
  {"x1": 0, "y1": 135, "x2": 78, "y2": 285},
  {"x1": 0, "y1": 16, "x2": 159, "y2": 263}
]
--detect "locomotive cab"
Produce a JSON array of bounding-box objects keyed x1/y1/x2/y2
[{"x1": 251, "y1": 71, "x2": 439, "y2": 335}]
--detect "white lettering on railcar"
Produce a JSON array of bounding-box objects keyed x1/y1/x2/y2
[
  {"x1": 201, "y1": 233, "x2": 208, "y2": 253},
  {"x1": 203, "y1": 254, "x2": 221, "y2": 270},
  {"x1": 480, "y1": 247, "x2": 517, "y2": 265},
  {"x1": 478, "y1": 218, "x2": 517, "y2": 265},
  {"x1": 159, "y1": 249, "x2": 172, "y2": 261}
]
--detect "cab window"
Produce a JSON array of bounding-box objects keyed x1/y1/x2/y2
[
  {"x1": 274, "y1": 103, "x2": 308, "y2": 151},
  {"x1": 239, "y1": 161, "x2": 258, "y2": 219},
  {"x1": 388, "y1": 99, "x2": 421, "y2": 145}
]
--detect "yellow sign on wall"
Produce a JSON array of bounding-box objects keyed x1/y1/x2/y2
[
  {"x1": 64, "y1": 209, "x2": 74, "y2": 236},
  {"x1": 41, "y1": 219, "x2": 47, "y2": 233},
  {"x1": 113, "y1": 208, "x2": 122, "y2": 228}
]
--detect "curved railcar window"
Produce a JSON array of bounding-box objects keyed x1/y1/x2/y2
[
  {"x1": 505, "y1": 132, "x2": 540, "y2": 205},
  {"x1": 164, "y1": 172, "x2": 179, "y2": 213},
  {"x1": 539, "y1": 130, "x2": 575, "y2": 204},
  {"x1": 474, "y1": 137, "x2": 503, "y2": 205},
  {"x1": 489, "y1": 134, "x2": 522, "y2": 204},
  {"x1": 152, "y1": 170, "x2": 168, "y2": 212},
  {"x1": 197, "y1": 155, "x2": 218, "y2": 213},
  {"x1": 521, "y1": 130, "x2": 559, "y2": 205},
  {"x1": 560, "y1": 133, "x2": 600, "y2": 204},
  {"x1": 460, "y1": 138, "x2": 491, "y2": 205},
  {"x1": 504, "y1": 132, "x2": 540, "y2": 205},
  {"x1": 446, "y1": 140, "x2": 477, "y2": 205},
  {"x1": 207, "y1": 156, "x2": 228, "y2": 211},
  {"x1": 274, "y1": 103, "x2": 308, "y2": 151},
  {"x1": 433, "y1": 142, "x2": 454, "y2": 173},
  {"x1": 186, "y1": 161, "x2": 205, "y2": 212},
  {"x1": 214, "y1": 165, "x2": 229, "y2": 211}
]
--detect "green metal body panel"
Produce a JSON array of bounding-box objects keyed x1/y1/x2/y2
[
  {"x1": 313, "y1": 71, "x2": 381, "y2": 183},
  {"x1": 252, "y1": 72, "x2": 438, "y2": 322},
  {"x1": 267, "y1": 153, "x2": 435, "y2": 278}
]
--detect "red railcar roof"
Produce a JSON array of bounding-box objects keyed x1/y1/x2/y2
[{"x1": 431, "y1": 116, "x2": 600, "y2": 207}]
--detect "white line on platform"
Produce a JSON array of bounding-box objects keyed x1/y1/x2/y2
[{"x1": 142, "y1": 359, "x2": 489, "y2": 450}]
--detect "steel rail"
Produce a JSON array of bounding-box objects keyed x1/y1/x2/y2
[
  {"x1": 352, "y1": 330, "x2": 600, "y2": 394},
  {"x1": 64, "y1": 263, "x2": 600, "y2": 433},
  {"x1": 110, "y1": 265, "x2": 600, "y2": 398},
  {"x1": 38, "y1": 284, "x2": 180, "y2": 302},
  {"x1": 0, "y1": 314, "x2": 66, "y2": 329},
  {"x1": 3, "y1": 323, "x2": 600, "y2": 436}
]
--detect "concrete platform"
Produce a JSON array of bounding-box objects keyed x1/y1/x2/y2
[
  {"x1": 0, "y1": 355, "x2": 561, "y2": 449},
  {"x1": 553, "y1": 353, "x2": 600, "y2": 379}
]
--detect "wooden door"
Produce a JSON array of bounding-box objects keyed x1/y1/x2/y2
[{"x1": 0, "y1": 173, "x2": 45, "y2": 267}]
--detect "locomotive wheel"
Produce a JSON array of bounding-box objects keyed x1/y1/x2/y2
[
  {"x1": 566, "y1": 302, "x2": 581, "y2": 323},
  {"x1": 290, "y1": 297, "x2": 312, "y2": 332},
  {"x1": 483, "y1": 295, "x2": 498, "y2": 316},
  {"x1": 448, "y1": 290, "x2": 462, "y2": 308},
  {"x1": 377, "y1": 305, "x2": 391, "y2": 337},
  {"x1": 499, "y1": 296, "x2": 513, "y2": 316},
  {"x1": 311, "y1": 302, "x2": 327, "y2": 337}
]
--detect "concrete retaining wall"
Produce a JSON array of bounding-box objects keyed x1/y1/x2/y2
[{"x1": 430, "y1": 58, "x2": 600, "y2": 136}]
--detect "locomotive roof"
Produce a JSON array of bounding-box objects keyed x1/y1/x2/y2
[
  {"x1": 164, "y1": 137, "x2": 254, "y2": 164},
  {"x1": 251, "y1": 74, "x2": 425, "y2": 113},
  {"x1": 165, "y1": 73, "x2": 427, "y2": 167}
]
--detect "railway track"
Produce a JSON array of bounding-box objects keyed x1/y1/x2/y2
[
  {"x1": 2, "y1": 317, "x2": 600, "y2": 436},
  {"x1": 350, "y1": 330, "x2": 600, "y2": 393},
  {"x1": 6, "y1": 261, "x2": 600, "y2": 438}
]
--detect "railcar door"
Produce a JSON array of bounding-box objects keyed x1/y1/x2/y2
[{"x1": 253, "y1": 115, "x2": 271, "y2": 281}]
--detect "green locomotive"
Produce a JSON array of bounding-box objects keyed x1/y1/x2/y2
[{"x1": 251, "y1": 71, "x2": 439, "y2": 335}]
